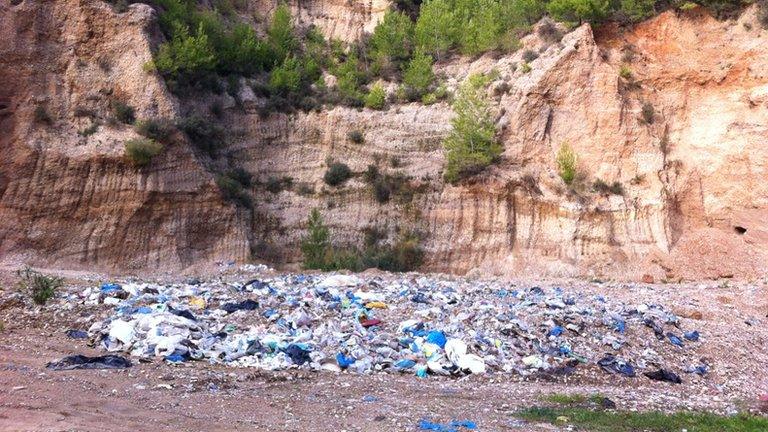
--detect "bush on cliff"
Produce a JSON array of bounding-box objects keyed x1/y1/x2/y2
[{"x1": 124, "y1": 138, "x2": 164, "y2": 167}]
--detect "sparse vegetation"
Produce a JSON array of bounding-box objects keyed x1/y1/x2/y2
[
  {"x1": 112, "y1": 100, "x2": 135, "y2": 124},
  {"x1": 364, "y1": 166, "x2": 412, "y2": 203},
  {"x1": 522, "y1": 49, "x2": 539, "y2": 62},
  {"x1": 365, "y1": 83, "x2": 387, "y2": 110},
  {"x1": 33, "y1": 105, "x2": 52, "y2": 124},
  {"x1": 347, "y1": 129, "x2": 365, "y2": 144},
  {"x1": 324, "y1": 162, "x2": 352, "y2": 186},
  {"x1": 135, "y1": 118, "x2": 175, "y2": 142},
  {"x1": 300, "y1": 209, "x2": 424, "y2": 272},
  {"x1": 619, "y1": 65, "x2": 633, "y2": 80},
  {"x1": 177, "y1": 115, "x2": 223, "y2": 155},
  {"x1": 226, "y1": 167, "x2": 252, "y2": 188},
  {"x1": 443, "y1": 74, "x2": 502, "y2": 184},
  {"x1": 641, "y1": 101, "x2": 655, "y2": 124},
  {"x1": 16, "y1": 267, "x2": 64, "y2": 305},
  {"x1": 265, "y1": 176, "x2": 293, "y2": 193},
  {"x1": 124, "y1": 138, "x2": 164, "y2": 167},
  {"x1": 556, "y1": 143, "x2": 577, "y2": 185},
  {"x1": 216, "y1": 170, "x2": 251, "y2": 207},
  {"x1": 402, "y1": 50, "x2": 435, "y2": 97},
  {"x1": 78, "y1": 123, "x2": 99, "y2": 137},
  {"x1": 517, "y1": 407, "x2": 768, "y2": 432},
  {"x1": 592, "y1": 178, "x2": 624, "y2": 195}
]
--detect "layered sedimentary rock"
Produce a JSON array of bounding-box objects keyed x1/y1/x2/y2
[
  {"x1": 0, "y1": 1, "x2": 249, "y2": 270},
  {"x1": 1, "y1": 1, "x2": 766, "y2": 280}
]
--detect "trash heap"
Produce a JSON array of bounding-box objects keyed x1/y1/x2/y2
[{"x1": 80, "y1": 273, "x2": 705, "y2": 382}]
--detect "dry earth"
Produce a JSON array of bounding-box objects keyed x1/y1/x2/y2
[{"x1": 1, "y1": 268, "x2": 766, "y2": 431}]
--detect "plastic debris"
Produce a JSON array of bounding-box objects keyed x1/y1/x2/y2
[
  {"x1": 644, "y1": 368, "x2": 683, "y2": 384},
  {"x1": 684, "y1": 331, "x2": 700, "y2": 342},
  {"x1": 598, "y1": 355, "x2": 636, "y2": 377},
  {"x1": 418, "y1": 419, "x2": 477, "y2": 431},
  {"x1": 65, "y1": 329, "x2": 88, "y2": 339},
  {"x1": 220, "y1": 299, "x2": 258, "y2": 313},
  {"x1": 47, "y1": 354, "x2": 132, "y2": 370},
  {"x1": 72, "y1": 272, "x2": 705, "y2": 379},
  {"x1": 667, "y1": 332, "x2": 684, "y2": 347}
]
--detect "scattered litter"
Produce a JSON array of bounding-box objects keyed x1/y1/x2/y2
[
  {"x1": 65, "y1": 329, "x2": 89, "y2": 339},
  {"x1": 418, "y1": 419, "x2": 477, "y2": 431},
  {"x1": 47, "y1": 354, "x2": 132, "y2": 371},
  {"x1": 644, "y1": 368, "x2": 683, "y2": 384},
  {"x1": 69, "y1": 274, "x2": 705, "y2": 379}
]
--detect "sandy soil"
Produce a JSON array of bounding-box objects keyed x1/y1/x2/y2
[{"x1": 1, "y1": 270, "x2": 767, "y2": 432}]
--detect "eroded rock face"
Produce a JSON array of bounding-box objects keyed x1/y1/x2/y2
[
  {"x1": 0, "y1": 1, "x2": 765, "y2": 280},
  {"x1": 245, "y1": 0, "x2": 389, "y2": 41},
  {"x1": 0, "y1": 1, "x2": 249, "y2": 270}
]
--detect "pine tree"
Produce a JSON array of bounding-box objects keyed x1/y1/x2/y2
[
  {"x1": 443, "y1": 74, "x2": 502, "y2": 184},
  {"x1": 414, "y1": 0, "x2": 457, "y2": 59},
  {"x1": 301, "y1": 209, "x2": 330, "y2": 269}
]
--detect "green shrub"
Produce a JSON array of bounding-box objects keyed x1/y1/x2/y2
[
  {"x1": 177, "y1": 115, "x2": 223, "y2": 155},
  {"x1": 414, "y1": 0, "x2": 457, "y2": 59},
  {"x1": 300, "y1": 209, "x2": 424, "y2": 272},
  {"x1": 135, "y1": 118, "x2": 175, "y2": 142},
  {"x1": 324, "y1": 162, "x2": 352, "y2": 186},
  {"x1": 155, "y1": 23, "x2": 217, "y2": 80},
  {"x1": 537, "y1": 19, "x2": 562, "y2": 42},
  {"x1": 363, "y1": 231, "x2": 424, "y2": 272},
  {"x1": 347, "y1": 129, "x2": 365, "y2": 144},
  {"x1": 334, "y1": 53, "x2": 365, "y2": 104},
  {"x1": 520, "y1": 62, "x2": 532, "y2": 73},
  {"x1": 369, "y1": 10, "x2": 414, "y2": 65},
  {"x1": 269, "y1": 56, "x2": 303, "y2": 95},
  {"x1": 619, "y1": 0, "x2": 655, "y2": 22},
  {"x1": 556, "y1": 143, "x2": 577, "y2": 185},
  {"x1": 34, "y1": 105, "x2": 52, "y2": 124},
  {"x1": 267, "y1": 4, "x2": 297, "y2": 64},
  {"x1": 522, "y1": 49, "x2": 539, "y2": 62},
  {"x1": 365, "y1": 83, "x2": 387, "y2": 110},
  {"x1": 301, "y1": 208, "x2": 331, "y2": 269},
  {"x1": 227, "y1": 167, "x2": 253, "y2": 188},
  {"x1": 421, "y1": 92, "x2": 437, "y2": 105},
  {"x1": 296, "y1": 182, "x2": 315, "y2": 196},
  {"x1": 443, "y1": 75, "x2": 501, "y2": 184},
  {"x1": 547, "y1": 0, "x2": 612, "y2": 24},
  {"x1": 403, "y1": 50, "x2": 434, "y2": 96},
  {"x1": 216, "y1": 172, "x2": 251, "y2": 207},
  {"x1": 619, "y1": 65, "x2": 633, "y2": 80},
  {"x1": 218, "y1": 23, "x2": 272, "y2": 75},
  {"x1": 16, "y1": 267, "x2": 63, "y2": 305},
  {"x1": 265, "y1": 176, "x2": 293, "y2": 193},
  {"x1": 112, "y1": 100, "x2": 136, "y2": 124},
  {"x1": 78, "y1": 123, "x2": 99, "y2": 137},
  {"x1": 125, "y1": 138, "x2": 164, "y2": 167},
  {"x1": 641, "y1": 102, "x2": 655, "y2": 124}
]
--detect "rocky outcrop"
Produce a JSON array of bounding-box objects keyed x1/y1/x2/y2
[
  {"x1": 1, "y1": 1, "x2": 766, "y2": 280},
  {"x1": 246, "y1": 0, "x2": 389, "y2": 41},
  {"x1": 0, "y1": 1, "x2": 249, "y2": 270}
]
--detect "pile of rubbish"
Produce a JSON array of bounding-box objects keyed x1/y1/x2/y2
[{"x1": 73, "y1": 273, "x2": 705, "y2": 381}]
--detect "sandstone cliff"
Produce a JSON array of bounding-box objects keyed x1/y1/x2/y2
[{"x1": 1, "y1": 0, "x2": 766, "y2": 280}]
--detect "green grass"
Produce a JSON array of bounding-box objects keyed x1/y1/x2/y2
[
  {"x1": 540, "y1": 393, "x2": 609, "y2": 405},
  {"x1": 517, "y1": 407, "x2": 768, "y2": 432}
]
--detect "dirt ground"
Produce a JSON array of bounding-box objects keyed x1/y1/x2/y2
[{"x1": 1, "y1": 270, "x2": 767, "y2": 432}]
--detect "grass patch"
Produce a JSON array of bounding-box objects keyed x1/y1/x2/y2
[{"x1": 517, "y1": 407, "x2": 768, "y2": 432}]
